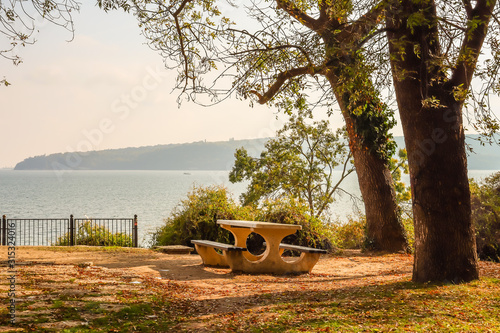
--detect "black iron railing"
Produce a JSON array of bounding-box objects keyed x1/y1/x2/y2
[{"x1": 0, "y1": 215, "x2": 138, "y2": 247}]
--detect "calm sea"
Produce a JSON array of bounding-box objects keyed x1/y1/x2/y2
[{"x1": 0, "y1": 169, "x2": 496, "y2": 246}]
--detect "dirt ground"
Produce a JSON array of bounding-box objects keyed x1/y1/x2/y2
[
  {"x1": 3, "y1": 246, "x2": 415, "y2": 289},
  {"x1": 1, "y1": 246, "x2": 500, "y2": 332}
]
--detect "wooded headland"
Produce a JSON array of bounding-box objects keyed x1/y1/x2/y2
[{"x1": 13, "y1": 136, "x2": 499, "y2": 170}]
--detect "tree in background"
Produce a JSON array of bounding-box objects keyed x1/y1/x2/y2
[
  {"x1": 386, "y1": 0, "x2": 499, "y2": 282},
  {"x1": 99, "y1": 0, "x2": 409, "y2": 253},
  {"x1": 229, "y1": 115, "x2": 354, "y2": 219},
  {"x1": 0, "y1": 0, "x2": 79, "y2": 85},
  {"x1": 389, "y1": 149, "x2": 411, "y2": 205}
]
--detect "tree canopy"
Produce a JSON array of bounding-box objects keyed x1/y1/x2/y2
[{"x1": 385, "y1": 0, "x2": 500, "y2": 139}]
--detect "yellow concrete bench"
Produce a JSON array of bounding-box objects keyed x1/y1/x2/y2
[{"x1": 191, "y1": 240, "x2": 246, "y2": 267}]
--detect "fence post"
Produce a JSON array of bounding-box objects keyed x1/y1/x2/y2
[
  {"x1": 133, "y1": 215, "x2": 138, "y2": 248},
  {"x1": 69, "y1": 215, "x2": 75, "y2": 246},
  {"x1": 1, "y1": 215, "x2": 6, "y2": 246}
]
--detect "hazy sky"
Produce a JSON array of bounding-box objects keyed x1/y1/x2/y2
[
  {"x1": 2, "y1": 4, "x2": 336, "y2": 168},
  {"x1": 4, "y1": 3, "x2": 495, "y2": 169}
]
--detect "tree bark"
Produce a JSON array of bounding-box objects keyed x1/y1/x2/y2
[
  {"x1": 325, "y1": 72, "x2": 409, "y2": 253},
  {"x1": 391, "y1": 83, "x2": 479, "y2": 282},
  {"x1": 344, "y1": 110, "x2": 409, "y2": 253},
  {"x1": 386, "y1": 0, "x2": 481, "y2": 282}
]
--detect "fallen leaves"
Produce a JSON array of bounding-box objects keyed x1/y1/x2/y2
[{"x1": 1, "y1": 249, "x2": 499, "y2": 332}]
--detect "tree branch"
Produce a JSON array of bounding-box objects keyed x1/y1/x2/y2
[
  {"x1": 249, "y1": 65, "x2": 324, "y2": 104},
  {"x1": 275, "y1": 0, "x2": 321, "y2": 31},
  {"x1": 463, "y1": 0, "x2": 473, "y2": 18},
  {"x1": 171, "y1": 0, "x2": 195, "y2": 92},
  {"x1": 227, "y1": 28, "x2": 314, "y2": 64},
  {"x1": 349, "y1": 1, "x2": 385, "y2": 39},
  {"x1": 450, "y1": 0, "x2": 496, "y2": 90},
  {"x1": 316, "y1": 152, "x2": 354, "y2": 217}
]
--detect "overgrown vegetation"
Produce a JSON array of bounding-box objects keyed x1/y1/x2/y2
[
  {"x1": 55, "y1": 221, "x2": 133, "y2": 247},
  {"x1": 152, "y1": 167, "x2": 498, "y2": 260},
  {"x1": 331, "y1": 216, "x2": 366, "y2": 250},
  {"x1": 150, "y1": 182, "x2": 413, "y2": 254},
  {"x1": 151, "y1": 185, "x2": 337, "y2": 252},
  {"x1": 150, "y1": 185, "x2": 253, "y2": 248},
  {"x1": 150, "y1": 175, "x2": 416, "y2": 253},
  {"x1": 471, "y1": 171, "x2": 500, "y2": 262}
]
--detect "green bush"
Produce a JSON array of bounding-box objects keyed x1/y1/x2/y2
[
  {"x1": 471, "y1": 172, "x2": 500, "y2": 262},
  {"x1": 55, "y1": 221, "x2": 133, "y2": 247},
  {"x1": 401, "y1": 216, "x2": 415, "y2": 252},
  {"x1": 253, "y1": 197, "x2": 337, "y2": 253},
  {"x1": 331, "y1": 216, "x2": 366, "y2": 250},
  {"x1": 329, "y1": 214, "x2": 415, "y2": 252},
  {"x1": 151, "y1": 187, "x2": 337, "y2": 253},
  {"x1": 150, "y1": 185, "x2": 256, "y2": 248}
]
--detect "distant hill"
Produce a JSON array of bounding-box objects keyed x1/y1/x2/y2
[
  {"x1": 393, "y1": 135, "x2": 500, "y2": 170},
  {"x1": 14, "y1": 139, "x2": 269, "y2": 171},
  {"x1": 13, "y1": 135, "x2": 500, "y2": 171}
]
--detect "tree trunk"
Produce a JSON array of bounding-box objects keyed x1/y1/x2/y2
[
  {"x1": 393, "y1": 85, "x2": 478, "y2": 283},
  {"x1": 345, "y1": 110, "x2": 409, "y2": 253},
  {"x1": 386, "y1": 0, "x2": 479, "y2": 282},
  {"x1": 325, "y1": 72, "x2": 409, "y2": 253}
]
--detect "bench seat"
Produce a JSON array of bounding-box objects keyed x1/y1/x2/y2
[
  {"x1": 191, "y1": 240, "x2": 246, "y2": 251},
  {"x1": 263, "y1": 242, "x2": 328, "y2": 254},
  {"x1": 279, "y1": 243, "x2": 327, "y2": 254}
]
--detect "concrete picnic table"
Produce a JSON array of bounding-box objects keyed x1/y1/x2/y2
[{"x1": 191, "y1": 220, "x2": 326, "y2": 274}]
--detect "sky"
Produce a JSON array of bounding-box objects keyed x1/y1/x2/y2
[
  {"x1": 1, "y1": 3, "x2": 345, "y2": 168},
  {"x1": 4, "y1": 3, "x2": 496, "y2": 169}
]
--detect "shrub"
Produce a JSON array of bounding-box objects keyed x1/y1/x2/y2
[
  {"x1": 151, "y1": 187, "x2": 337, "y2": 253},
  {"x1": 331, "y1": 216, "x2": 366, "y2": 250},
  {"x1": 401, "y1": 216, "x2": 415, "y2": 252},
  {"x1": 329, "y1": 214, "x2": 415, "y2": 252},
  {"x1": 55, "y1": 221, "x2": 133, "y2": 247},
  {"x1": 253, "y1": 197, "x2": 337, "y2": 253},
  {"x1": 150, "y1": 185, "x2": 256, "y2": 247},
  {"x1": 471, "y1": 172, "x2": 500, "y2": 262}
]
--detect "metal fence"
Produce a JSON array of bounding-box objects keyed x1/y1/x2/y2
[{"x1": 1, "y1": 215, "x2": 138, "y2": 247}]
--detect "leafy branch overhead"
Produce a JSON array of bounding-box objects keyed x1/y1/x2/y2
[
  {"x1": 98, "y1": 0, "x2": 499, "y2": 141},
  {"x1": 0, "y1": 0, "x2": 79, "y2": 70},
  {"x1": 98, "y1": 1, "x2": 381, "y2": 103}
]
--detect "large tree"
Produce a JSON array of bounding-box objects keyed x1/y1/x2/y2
[
  {"x1": 99, "y1": 0, "x2": 410, "y2": 253},
  {"x1": 386, "y1": 0, "x2": 499, "y2": 282}
]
